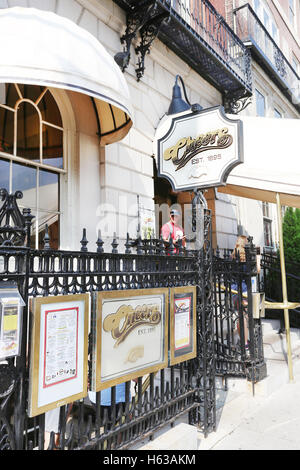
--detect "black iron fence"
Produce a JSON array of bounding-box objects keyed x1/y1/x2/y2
[
  {"x1": 0, "y1": 189, "x2": 267, "y2": 450},
  {"x1": 0, "y1": 189, "x2": 215, "y2": 450},
  {"x1": 164, "y1": 0, "x2": 252, "y2": 89},
  {"x1": 261, "y1": 249, "x2": 300, "y2": 329},
  {"x1": 233, "y1": 3, "x2": 300, "y2": 110},
  {"x1": 213, "y1": 242, "x2": 266, "y2": 385}
]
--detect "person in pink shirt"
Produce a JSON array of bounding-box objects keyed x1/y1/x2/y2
[{"x1": 161, "y1": 209, "x2": 186, "y2": 251}]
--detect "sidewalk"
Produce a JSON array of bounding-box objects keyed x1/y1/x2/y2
[
  {"x1": 134, "y1": 319, "x2": 300, "y2": 451},
  {"x1": 198, "y1": 368, "x2": 300, "y2": 450},
  {"x1": 197, "y1": 320, "x2": 300, "y2": 450}
]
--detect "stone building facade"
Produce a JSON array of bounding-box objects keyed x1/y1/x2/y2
[{"x1": 0, "y1": 0, "x2": 299, "y2": 254}]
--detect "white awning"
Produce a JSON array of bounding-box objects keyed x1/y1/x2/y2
[
  {"x1": 218, "y1": 114, "x2": 300, "y2": 208},
  {"x1": 0, "y1": 7, "x2": 133, "y2": 144},
  {"x1": 154, "y1": 111, "x2": 300, "y2": 208}
]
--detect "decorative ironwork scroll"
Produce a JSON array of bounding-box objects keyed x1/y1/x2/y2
[
  {"x1": 0, "y1": 189, "x2": 34, "y2": 247},
  {"x1": 223, "y1": 88, "x2": 252, "y2": 114},
  {"x1": 114, "y1": 0, "x2": 169, "y2": 80}
]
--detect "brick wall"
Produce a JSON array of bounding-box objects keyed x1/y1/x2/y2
[{"x1": 209, "y1": 0, "x2": 234, "y2": 28}]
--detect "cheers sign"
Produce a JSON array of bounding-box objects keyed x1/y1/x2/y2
[{"x1": 157, "y1": 106, "x2": 243, "y2": 190}]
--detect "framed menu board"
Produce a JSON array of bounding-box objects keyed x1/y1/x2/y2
[
  {"x1": 28, "y1": 294, "x2": 89, "y2": 417},
  {"x1": 91, "y1": 288, "x2": 168, "y2": 391},
  {"x1": 169, "y1": 286, "x2": 197, "y2": 366}
]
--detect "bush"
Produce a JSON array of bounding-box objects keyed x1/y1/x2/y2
[{"x1": 263, "y1": 207, "x2": 300, "y2": 328}]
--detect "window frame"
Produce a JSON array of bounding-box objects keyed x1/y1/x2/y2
[
  {"x1": 255, "y1": 88, "x2": 266, "y2": 117},
  {"x1": 274, "y1": 108, "x2": 282, "y2": 118},
  {"x1": 262, "y1": 202, "x2": 273, "y2": 247},
  {"x1": 289, "y1": 0, "x2": 295, "y2": 26},
  {"x1": 0, "y1": 84, "x2": 66, "y2": 174},
  {"x1": 0, "y1": 83, "x2": 65, "y2": 249},
  {"x1": 263, "y1": 218, "x2": 273, "y2": 247}
]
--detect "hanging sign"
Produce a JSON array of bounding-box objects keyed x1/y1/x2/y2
[
  {"x1": 28, "y1": 294, "x2": 89, "y2": 417},
  {"x1": 91, "y1": 289, "x2": 168, "y2": 391},
  {"x1": 157, "y1": 106, "x2": 243, "y2": 191}
]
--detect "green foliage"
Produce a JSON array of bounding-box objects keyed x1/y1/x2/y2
[
  {"x1": 263, "y1": 207, "x2": 300, "y2": 327},
  {"x1": 282, "y1": 207, "x2": 300, "y2": 264}
]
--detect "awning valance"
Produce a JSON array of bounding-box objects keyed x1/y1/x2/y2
[
  {"x1": 218, "y1": 114, "x2": 300, "y2": 208},
  {"x1": 0, "y1": 7, "x2": 133, "y2": 144},
  {"x1": 154, "y1": 110, "x2": 300, "y2": 208}
]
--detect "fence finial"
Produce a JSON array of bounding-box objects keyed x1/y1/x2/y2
[
  {"x1": 158, "y1": 235, "x2": 165, "y2": 255},
  {"x1": 111, "y1": 232, "x2": 118, "y2": 253},
  {"x1": 80, "y1": 228, "x2": 88, "y2": 252},
  {"x1": 43, "y1": 224, "x2": 51, "y2": 251},
  {"x1": 125, "y1": 233, "x2": 132, "y2": 254},
  {"x1": 96, "y1": 230, "x2": 104, "y2": 253}
]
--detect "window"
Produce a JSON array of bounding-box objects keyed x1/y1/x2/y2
[
  {"x1": 0, "y1": 83, "x2": 64, "y2": 249},
  {"x1": 274, "y1": 108, "x2": 282, "y2": 118},
  {"x1": 292, "y1": 54, "x2": 299, "y2": 74},
  {"x1": 253, "y1": 0, "x2": 280, "y2": 45},
  {"x1": 254, "y1": 0, "x2": 260, "y2": 14},
  {"x1": 255, "y1": 89, "x2": 266, "y2": 116},
  {"x1": 262, "y1": 202, "x2": 270, "y2": 218},
  {"x1": 262, "y1": 202, "x2": 273, "y2": 247},
  {"x1": 271, "y1": 22, "x2": 278, "y2": 43},
  {"x1": 289, "y1": 0, "x2": 295, "y2": 26},
  {"x1": 264, "y1": 219, "x2": 273, "y2": 247},
  {"x1": 263, "y1": 9, "x2": 269, "y2": 29}
]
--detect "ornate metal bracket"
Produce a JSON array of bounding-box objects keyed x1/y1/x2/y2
[
  {"x1": 135, "y1": 11, "x2": 169, "y2": 81},
  {"x1": 114, "y1": 0, "x2": 169, "y2": 81},
  {"x1": 0, "y1": 189, "x2": 34, "y2": 247},
  {"x1": 223, "y1": 87, "x2": 252, "y2": 114}
]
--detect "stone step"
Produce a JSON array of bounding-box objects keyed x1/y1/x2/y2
[
  {"x1": 263, "y1": 332, "x2": 300, "y2": 361},
  {"x1": 216, "y1": 356, "x2": 300, "y2": 399},
  {"x1": 215, "y1": 321, "x2": 300, "y2": 399},
  {"x1": 261, "y1": 318, "x2": 281, "y2": 334}
]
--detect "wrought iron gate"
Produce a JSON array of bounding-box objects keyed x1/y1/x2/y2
[
  {"x1": 213, "y1": 241, "x2": 267, "y2": 385},
  {"x1": 0, "y1": 189, "x2": 215, "y2": 450}
]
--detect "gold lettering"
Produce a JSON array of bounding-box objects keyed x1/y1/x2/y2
[
  {"x1": 163, "y1": 138, "x2": 188, "y2": 161},
  {"x1": 163, "y1": 127, "x2": 233, "y2": 171},
  {"x1": 103, "y1": 303, "x2": 162, "y2": 347}
]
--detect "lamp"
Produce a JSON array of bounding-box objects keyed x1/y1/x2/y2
[
  {"x1": 167, "y1": 75, "x2": 202, "y2": 115},
  {"x1": 167, "y1": 75, "x2": 191, "y2": 115}
]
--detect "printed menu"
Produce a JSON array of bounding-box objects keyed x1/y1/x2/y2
[{"x1": 43, "y1": 307, "x2": 78, "y2": 387}]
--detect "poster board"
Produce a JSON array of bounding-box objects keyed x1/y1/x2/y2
[
  {"x1": 28, "y1": 294, "x2": 89, "y2": 418},
  {"x1": 169, "y1": 286, "x2": 197, "y2": 366},
  {"x1": 91, "y1": 289, "x2": 168, "y2": 391},
  {"x1": 0, "y1": 282, "x2": 25, "y2": 360}
]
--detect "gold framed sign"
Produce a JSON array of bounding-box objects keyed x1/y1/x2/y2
[
  {"x1": 169, "y1": 286, "x2": 197, "y2": 366},
  {"x1": 91, "y1": 288, "x2": 169, "y2": 391},
  {"x1": 28, "y1": 294, "x2": 89, "y2": 418}
]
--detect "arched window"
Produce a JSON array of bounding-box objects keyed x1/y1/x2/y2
[{"x1": 0, "y1": 83, "x2": 64, "y2": 249}]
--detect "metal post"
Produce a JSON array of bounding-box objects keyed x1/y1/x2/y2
[{"x1": 276, "y1": 193, "x2": 294, "y2": 383}]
